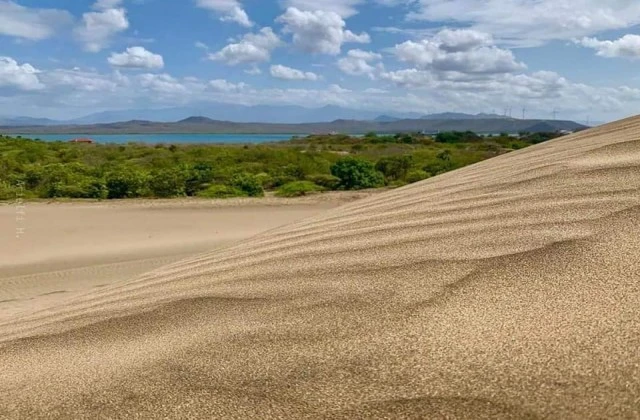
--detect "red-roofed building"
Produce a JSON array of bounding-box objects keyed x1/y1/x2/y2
[{"x1": 69, "y1": 138, "x2": 94, "y2": 144}]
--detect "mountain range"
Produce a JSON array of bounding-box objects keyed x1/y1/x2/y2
[
  {"x1": 3, "y1": 116, "x2": 587, "y2": 135},
  {"x1": 0, "y1": 104, "x2": 427, "y2": 126}
]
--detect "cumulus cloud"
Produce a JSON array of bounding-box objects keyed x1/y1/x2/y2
[
  {"x1": 108, "y1": 46, "x2": 164, "y2": 69},
  {"x1": 137, "y1": 73, "x2": 200, "y2": 96},
  {"x1": 209, "y1": 79, "x2": 248, "y2": 92},
  {"x1": 75, "y1": 0, "x2": 129, "y2": 52},
  {"x1": 280, "y1": 0, "x2": 364, "y2": 18},
  {"x1": 578, "y1": 35, "x2": 640, "y2": 59},
  {"x1": 209, "y1": 27, "x2": 281, "y2": 65},
  {"x1": 408, "y1": 0, "x2": 640, "y2": 46},
  {"x1": 277, "y1": 7, "x2": 370, "y2": 55},
  {"x1": 337, "y1": 49, "x2": 382, "y2": 76},
  {"x1": 393, "y1": 29, "x2": 525, "y2": 74},
  {"x1": 270, "y1": 64, "x2": 319, "y2": 81},
  {"x1": 0, "y1": 57, "x2": 44, "y2": 91},
  {"x1": 43, "y1": 68, "x2": 124, "y2": 93},
  {"x1": 196, "y1": 0, "x2": 252, "y2": 27},
  {"x1": 0, "y1": 1, "x2": 73, "y2": 41},
  {"x1": 4, "y1": 62, "x2": 640, "y2": 123}
]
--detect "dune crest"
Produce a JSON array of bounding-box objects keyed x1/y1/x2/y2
[{"x1": 1, "y1": 117, "x2": 640, "y2": 418}]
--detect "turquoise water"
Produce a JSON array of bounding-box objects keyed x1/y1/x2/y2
[{"x1": 10, "y1": 133, "x2": 301, "y2": 144}]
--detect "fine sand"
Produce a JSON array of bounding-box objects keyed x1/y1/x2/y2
[
  {"x1": 0, "y1": 194, "x2": 367, "y2": 325},
  {"x1": 1, "y1": 118, "x2": 640, "y2": 419}
]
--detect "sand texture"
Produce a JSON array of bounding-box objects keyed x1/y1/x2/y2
[{"x1": 1, "y1": 118, "x2": 640, "y2": 419}]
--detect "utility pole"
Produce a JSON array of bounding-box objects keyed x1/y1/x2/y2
[
  {"x1": 522, "y1": 107, "x2": 526, "y2": 120},
  {"x1": 552, "y1": 109, "x2": 558, "y2": 120}
]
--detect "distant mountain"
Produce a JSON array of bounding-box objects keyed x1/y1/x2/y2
[
  {"x1": 374, "y1": 115, "x2": 402, "y2": 122},
  {"x1": 178, "y1": 116, "x2": 217, "y2": 124},
  {"x1": 63, "y1": 104, "x2": 424, "y2": 125},
  {"x1": 4, "y1": 117, "x2": 587, "y2": 136},
  {"x1": 0, "y1": 116, "x2": 60, "y2": 126},
  {"x1": 421, "y1": 112, "x2": 508, "y2": 120}
]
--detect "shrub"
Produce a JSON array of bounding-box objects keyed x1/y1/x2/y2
[
  {"x1": 255, "y1": 172, "x2": 274, "y2": 188},
  {"x1": 230, "y1": 173, "x2": 264, "y2": 197},
  {"x1": 50, "y1": 179, "x2": 107, "y2": 199},
  {"x1": 330, "y1": 157, "x2": 384, "y2": 190},
  {"x1": 0, "y1": 181, "x2": 17, "y2": 201},
  {"x1": 105, "y1": 167, "x2": 147, "y2": 199},
  {"x1": 197, "y1": 184, "x2": 248, "y2": 199},
  {"x1": 37, "y1": 163, "x2": 107, "y2": 199},
  {"x1": 276, "y1": 181, "x2": 324, "y2": 197},
  {"x1": 184, "y1": 163, "x2": 215, "y2": 196},
  {"x1": 406, "y1": 170, "x2": 430, "y2": 184},
  {"x1": 148, "y1": 168, "x2": 185, "y2": 198},
  {"x1": 306, "y1": 174, "x2": 340, "y2": 190},
  {"x1": 375, "y1": 155, "x2": 413, "y2": 182}
]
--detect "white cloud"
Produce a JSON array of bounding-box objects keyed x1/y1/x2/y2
[
  {"x1": 196, "y1": 0, "x2": 253, "y2": 27},
  {"x1": 277, "y1": 7, "x2": 370, "y2": 55},
  {"x1": 209, "y1": 79, "x2": 248, "y2": 92},
  {"x1": 94, "y1": 0, "x2": 123, "y2": 9},
  {"x1": 408, "y1": 0, "x2": 640, "y2": 46},
  {"x1": 270, "y1": 64, "x2": 319, "y2": 81},
  {"x1": 4, "y1": 62, "x2": 640, "y2": 123},
  {"x1": 280, "y1": 0, "x2": 364, "y2": 18},
  {"x1": 578, "y1": 35, "x2": 640, "y2": 59},
  {"x1": 328, "y1": 84, "x2": 351, "y2": 93},
  {"x1": 393, "y1": 29, "x2": 525, "y2": 74},
  {"x1": 75, "y1": 1, "x2": 129, "y2": 52},
  {"x1": 364, "y1": 88, "x2": 388, "y2": 94},
  {"x1": 43, "y1": 68, "x2": 124, "y2": 93},
  {"x1": 137, "y1": 73, "x2": 201, "y2": 96},
  {"x1": 0, "y1": 57, "x2": 44, "y2": 91},
  {"x1": 209, "y1": 27, "x2": 281, "y2": 65},
  {"x1": 337, "y1": 49, "x2": 382, "y2": 76},
  {"x1": 436, "y1": 28, "x2": 493, "y2": 52},
  {"x1": 108, "y1": 46, "x2": 164, "y2": 69},
  {"x1": 0, "y1": 1, "x2": 73, "y2": 41},
  {"x1": 244, "y1": 66, "x2": 262, "y2": 75}
]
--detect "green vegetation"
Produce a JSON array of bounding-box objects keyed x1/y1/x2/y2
[
  {"x1": 0, "y1": 131, "x2": 565, "y2": 200},
  {"x1": 276, "y1": 181, "x2": 324, "y2": 197}
]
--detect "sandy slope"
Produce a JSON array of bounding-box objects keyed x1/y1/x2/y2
[
  {"x1": 1, "y1": 118, "x2": 640, "y2": 419},
  {"x1": 0, "y1": 198, "x2": 356, "y2": 324}
]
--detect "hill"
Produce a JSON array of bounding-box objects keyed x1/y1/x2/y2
[
  {"x1": 2, "y1": 117, "x2": 586, "y2": 135},
  {"x1": 1, "y1": 116, "x2": 638, "y2": 417}
]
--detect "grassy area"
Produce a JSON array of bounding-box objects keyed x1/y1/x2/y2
[{"x1": 0, "y1": 131, "x2": 563, "y2": 201}]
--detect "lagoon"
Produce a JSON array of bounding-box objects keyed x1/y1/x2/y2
[{"x1": 9, "y1": 133, "x2": 300, "y2": 144}]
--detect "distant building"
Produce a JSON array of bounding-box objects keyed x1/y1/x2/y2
[{"x1": 69, "y1": 138, "x2": 94, "y2": 144}]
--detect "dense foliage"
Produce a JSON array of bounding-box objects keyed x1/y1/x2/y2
[{"x1": 0, "y1": 131, "x2": 566, "y2": 200}]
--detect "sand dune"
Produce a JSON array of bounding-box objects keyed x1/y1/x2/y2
[
  {"x1": 0, "y1": 198, "x2": 353, "y2": 325},
  {"x1": 1, "y1": 118, "x2": 640, "y2": 418}
]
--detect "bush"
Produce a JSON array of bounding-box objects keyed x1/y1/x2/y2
[
  {"x1": 37, "y1": 163, "x2": 107, "y2": 199},
  {"x1": 230, "y1": 173, "x2": 264, "y2": 197},
  {"x1": 184, "y1": 163, "x2": 215, "y2": 196},
  {"x1": 306, "y1": 174, "x2": 340, "y2": 190},
  {"x1": 148, "y1": 168, "x2": 186, "y2": 198},
  {"x1": 330, "y1": 157, "x2": 384, "y2": 190},
  {"x1": 105, "y1": 167, "x2": 147, "y2": 199},
  {"x1": 255, "y1": 172, "x2": 274, "y2": 188},
  {"x1": 375, "y1": 155, "x2": 413, "y2": 182},
  {"x1": 406, "y1": 170, "x2": 430, "y2": 184},
  {"x1": 0, "y1": 181, "x2": 18, "y2": 201},
  {"x1": 197, "y1": 184, "x2": 248, "y2": 199},
  {"x1": 276, "y1": 181, "x2": 324, "y2": 197},
  {"x1": 49, "y1": 179, "x2": 107, "y2": 199}
]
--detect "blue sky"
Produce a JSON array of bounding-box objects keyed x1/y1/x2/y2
[{"x1": 2, "y1": 0, "x2": 640, "y2": 122}]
